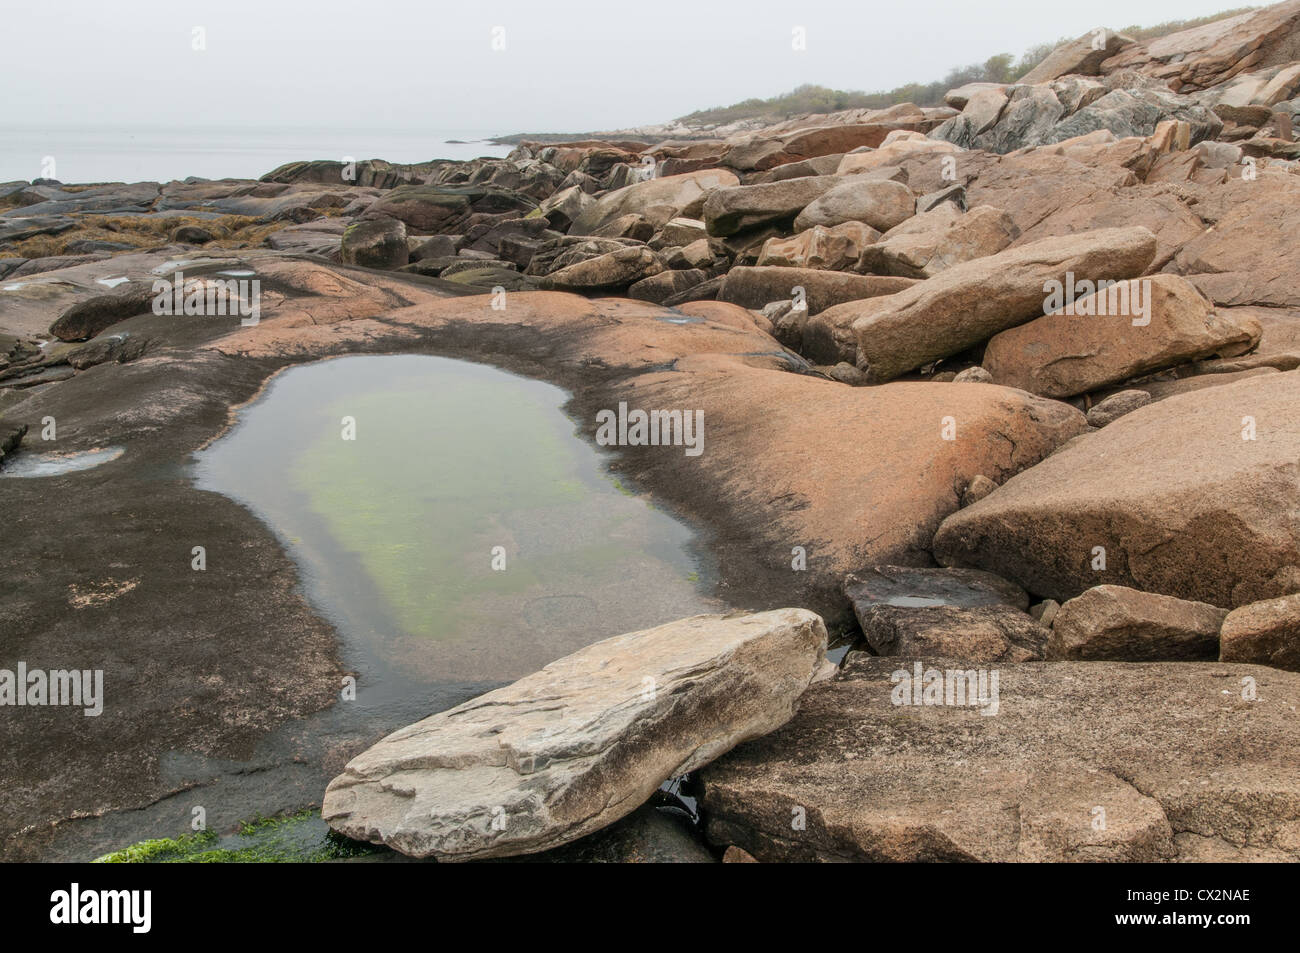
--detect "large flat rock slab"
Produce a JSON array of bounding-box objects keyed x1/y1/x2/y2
[
  {"x1": 934, "y1": 371, "x2": 1300, "y2": 608},
  {"x1": 841, "y1": 226, "x2": 1158, "y2": 382},
  {"x1": 700, "y1": 654, "x2": 1300, "y2": 861},
  {"x1": 1100, "y1": 2, "x2": 1300, "y2": 92},
  {"x1": 323, "y1": 609, "x2": 827, "y2": 860}
]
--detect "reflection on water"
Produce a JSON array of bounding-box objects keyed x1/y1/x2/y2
[{"x1": 194, "y1": 354, "x2": 719, "y2": 703}]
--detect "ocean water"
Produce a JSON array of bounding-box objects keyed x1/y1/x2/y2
[{"x1": 0, "y1": 125, "x2": 514, "y2": 185}]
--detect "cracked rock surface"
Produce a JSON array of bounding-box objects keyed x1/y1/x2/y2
[{"x1": 700, "y1": 653, "x2": 1300, "y2": 861}]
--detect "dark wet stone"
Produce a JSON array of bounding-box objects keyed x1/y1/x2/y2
[
  {"x1": 854, "y1": 603, "x2": 1048, "y2": 662},
  {"x1": 0, "y1": 364, "x2": 75, "y2": 388},
  {"x1": 340, "y1": 217, "x2": 408, "y2": 270},
  {"x1": 50, "y1": 282, "x2": 158, "y2": 341},
  {"x1": 67, "y1": 332, "x2": 148, "y2": 370},
  {"x1": 843, "y1": 564, "x2": 1028, "y2": 613},
  {"x1": 172, "y1": 225, "x2": 215, "y2": 244},
  {"x1": 492, "y1": 806, "x2": 715, "y2": 864}
]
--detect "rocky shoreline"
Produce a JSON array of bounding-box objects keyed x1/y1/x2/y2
[{"x1": 4, "y1": 3, "x2": 1300, "y2": 863}]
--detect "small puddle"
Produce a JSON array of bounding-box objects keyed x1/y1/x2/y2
[
  {"x1": 0, "y1": 446, "x2": 124, "y2": 477},
  {"x1": 194, "y1": 354, "x2": 719, "y2": 702}
]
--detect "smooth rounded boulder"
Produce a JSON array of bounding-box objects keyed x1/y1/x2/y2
[{"x1": 793, "y1": 177, "x2": 916, "y2": 232}]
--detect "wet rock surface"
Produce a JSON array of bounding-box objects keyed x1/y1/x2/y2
[{"x1": 6, "y1": 1, "x2": 1300, "y2": 864}]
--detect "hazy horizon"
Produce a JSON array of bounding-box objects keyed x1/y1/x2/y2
[{"x1": 3, "y1": 1, "x2": 1251, "y2": 134}]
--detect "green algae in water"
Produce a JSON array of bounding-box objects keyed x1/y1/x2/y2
[
  {"x1": 194, "y1": 354, "x2": 718, "y2": 689},
  {"x1": 294, "y1": 380, "x2": 594, "y2": 640}
]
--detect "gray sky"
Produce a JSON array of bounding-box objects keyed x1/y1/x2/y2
[{"x1": 3, "y1": 0, "x2": 1247, "y2": 133}]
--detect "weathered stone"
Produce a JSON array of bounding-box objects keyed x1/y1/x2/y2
[
  {"x1": 48, "y1": 282, "x2": 158, "y2": 342},
  {"x1": 661, "y1": 274, "x2": 724, "y2": 307},
  {"x1": 1020, "y1": 29, "x2": 1134, "y2": 83},
  {"x1": 836, "y1": 135, "x2": 960, "y2": 175},
  {"x1": 982, "y1": 274, "x2": 1261, "y2": 398},
  {"x1": 66, "y1": 332, "x2": 148, "y2": 370},
  {"x1": 827, "y1": 361, "x2": 866, "y2": 385},
  {"x1": 535, "y1": 185, "x2": 596, "y2": 232},
  {"x1": 627, "y1": 268, "x2": 708, "y2": 304},
  {"x1": 1031, "y1": 599, "x2": 1061, "y2": 626},
  {"x1": 411, "y1": 234, "x2": 463, "y2": 260},
  {"x1": 1048, "y1": 585, "x2": 1227, "y2": 660},
  {"x1": 756, "y1": 222, "x2": 879, "y2": 271},
  {"x1": 723, "y1": 123, "x2": 926, "y2": 172},
  {"x1": 322, "y1": 609, "x2": 827, "y2": 861},
  {"x1": 494, "y1": 805, "x2": 715, "y2": 864},
  {"x1": 362, "y1": 184, "x2": 534, "y2": 232},
  {"x1": 590, "y1": 213, "x2": 656, "y2": 242},
  {"x1": 961, "y1": 473, "x2": 997, "y2": 505},
  {"x1": 1086, "y1": 389, "x2": 1152, "y2": 426},
  {"x1": 1174, "y1": 175, "x2": 1300, "y2": 309},
  {"x1": 665, "y1": 238, "x2": 714, "y2": 271},
  {"x1": 440, "y1": 265, "x2": 538, "y2": 291},
  {"x1": 341, "y1": 217, "x2": 409, "y2": 270},
  {"x1": 702, "y1": 176, "x2": 841, "y2": 237},
  {"x1": 933, "y1": 372, "x2": 1300, "y2": 608},
  {"x1": 841, "y1": 226, "x2": 1158, "y2": 380},
  {"x1": 717, "y1": 266, "x2": 914, "y2": 316},
  {"x1": 538, "y1": 246, "x2": 663, "y2": 291},
  {"x1": 652, "y1": 217, "x2": 708, "y2": 249},
  {"x1": 962, "y1": 152, "x2": 1202, "y2": 265},
  {"x1": 944, "y1": 82, "x2": 1008, "y2": 110},
  {"x1": 1220, "y1": 592, "x2": 1300, "y2": 671},
  {"x1": 952, "y1": 366, "x2": 992, "y2": 384},
  {"x1": 843, "y1": 564, "x2": 1028, "y2": 613},
  {"x1": 1100, "y1": 3, "x2": 1300, "y2": 93},
  {"x1": 700, "y1": 654, "x2": 1300, "y2": 861},
  {"x1": 858, "y1": 204, "x2": 1019, "y2": 278},
  {"x1": 0, "y1": 422, "x2": 27, "y2": 466},
  {"x1": 855, "y1": 604, "x2": 1048, "y2": 662},
  {"x1": 793, "y1": 177, "x2": 915, "y2": 232},
  {"x1": 569, "y1": 170, "x2": 739, "y2": 236},
  {"x1": 748, "y1": 154, "x2": 844, "y2": 183}
]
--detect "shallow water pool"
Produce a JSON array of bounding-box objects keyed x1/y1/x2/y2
[{"x1": 194, "y1": 354, "x2": 719, "y2": 698}]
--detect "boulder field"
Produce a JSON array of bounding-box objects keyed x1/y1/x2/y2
[{"x1": 5, "y1": 1, "x2": 1300, "y2": 863}]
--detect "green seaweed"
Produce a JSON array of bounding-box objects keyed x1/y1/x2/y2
[{"x1": 93, "y1": 809, "x2": 384, "y2": 863}]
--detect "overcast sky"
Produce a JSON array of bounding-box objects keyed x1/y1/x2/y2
[{"x1": 3, "y1": 0, "x2": 1248, "y2": 133}]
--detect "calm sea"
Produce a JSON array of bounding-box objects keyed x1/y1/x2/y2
[{"x1": 1, "y1": 125, "x2": 514, "y2": 186}]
